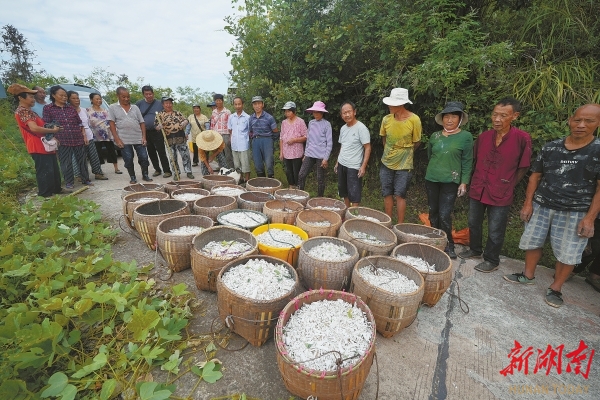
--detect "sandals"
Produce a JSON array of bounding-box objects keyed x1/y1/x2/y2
[{"x1": 115, "y1": 169, "x2": 123, "y2": 174}]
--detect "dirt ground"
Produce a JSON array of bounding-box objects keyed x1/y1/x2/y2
[{"x1": 78, "y1": 164, "x2": 600, "y2": 400}]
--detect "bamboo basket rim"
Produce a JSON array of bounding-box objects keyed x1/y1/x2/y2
[
  {"x1": 156, "y1": 214, "x2": 214, "y2": 234},
  {"x1": 133, "y1": 199, "x2": 188, "y2": 216},
  {"x1": 217, "y1": 209, "x2": 269, "y2": 229},
  {"x1": 391, "y1": 242, "x2": 452, "y2": 274},
  {"x1": 211, "y1": 184, "x2": 247, "y2": 194},
  {"x1": 353, "y1": 255, "x2": 425, "y2": 296},
  {"x1": 171, "y1": 187, "x2": 210, "y2": 196},
  {"x1": 123, "y1": 190, "x2": 169, "y2": 202},
  {"x1": 340, "y1": 219, "x2": 397, "y2": 248},
  {"x1": 264, "y1": 199, "x2": 305, "y2": 213},
  {"x1": 192, "y1": 225, "x2": 258, "y2": 249},
  {"x1": 296, "y1": 209, "x2": 342, "y2": 223},
  {"x1": 299, "y1": 237, "x2": 358, "y2": 262},
  {"x1": 246, "y1": 177, "x2": 282, "y2": 187},
  {"x1": 194, "y1": 194, "x2": 237, "y2": 207},
  {"x1": 306, "y1": 197, "x2": 347, "y2": 209},
  {"x1": 393, "y1": 223, "x2": 446, "y2": 238},
  {"x1": 275, "y1": 289, "x2": 376, "y2": 378}
]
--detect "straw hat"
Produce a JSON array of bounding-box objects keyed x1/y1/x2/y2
[
  {"x1": 434, "y1": 101, "x2": 469, "y2": 126},
  {"x1": 305, "y1": 101, "x2": 328, "y2": 113},
  {"x1": 196, "y1": 130, "x2": 223, "y2": 151},
  {"x1": 382, "y1": 88, "x2": 412, "y2": 106},
  {"x1": 7, "y1": 84, "x2": 38, "y2": 96}
]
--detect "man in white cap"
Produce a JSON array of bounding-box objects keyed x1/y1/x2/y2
[{"x1": 379, "y1": 87, "x2": 422, "y2": 223}]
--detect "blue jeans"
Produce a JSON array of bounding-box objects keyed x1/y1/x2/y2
[
  {"x1": 252, "y1": 137, "x2": 274, "y2": 177},
  {"x1": 425, "y1": 180, "x2": 458, "y2": 247},
  {"x1": 468, "y1": 198, "x2": 511, "y2": 266},
  {"x1": 121, "y1": 144, "x2": 150, "y2": 177}
]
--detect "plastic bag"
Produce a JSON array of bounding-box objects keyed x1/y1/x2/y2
[{"x1": 418, "y1": 213, "x2": 470, "y2": 245}]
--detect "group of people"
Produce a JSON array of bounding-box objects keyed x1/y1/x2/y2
[{"x1": 9, "y1": 81, "x2": 600, "y2": 308}]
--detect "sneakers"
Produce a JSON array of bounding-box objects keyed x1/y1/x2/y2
[
  {"x1": 83, "y1": 180, "x2": 94, "y2": 186},
  {"x1": 142, "y1": 175, "x2": 153, "y2": 182},
  {"x1": 152, "y1": 171, "x2": 162, "y2": 177},
  {"x1": 65, "y1": 183, "x2": 74, "y2": 189},
  {"x1": 458, "y1": 249, "x2": 482, "y2": 259},
  {"x1": 95, "y1": 174, "x2": 108, "y2": 180},
  {"x1": 445, "y1": 247, "x2": 457, "y2": 259},
  {"x1": 545, "y1": 288, "x2": 563, "y2": 308},
  {"x1": 163, "y1": 172, "x2": 172, "y2": 178},
  {"x1": 503, "y1": 272, "x2": 535, "y2": 285},
  {"x1": 187, "y1": 172, "x2": 195, "y2": 179},
  {"x1": 585, "y1": 276, "x2": 600, "y2": 293},
  {"x1": 130, "y1": 176, "x2": 137, "y2": 184},
  {"x1": 474, "y1": 260, "x2": 498, "y2": 273}
]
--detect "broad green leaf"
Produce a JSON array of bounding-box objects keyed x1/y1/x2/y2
[
  {"x1": 71, "y1": 353, "x2": 107, "y2": 379},
  {"x1": 160, "y1": 350, "x2": 181, "y2": 373},
  {"x1": 127, "y1": 309, "x2": 160, "y2": 341},
  {"x1": 190, "y1": 365, "x2": 202, "y2": 376},
  {"x1": 171, "y1": 283, "x2": 189, "y2": 296},
  {"x1": 138, "y1": 382, "x2": 173, "y2": 400},
  {"x1": 60, "y1": 384, "x2": 77, "y2": 400},
  {"x1": 201, "y1": 361, "x2": 223, "y2": 383},
  {"x1": 0, "y1": 243, "x2": 14, "y2": 256},
  {"x1": 41, "y1": 372, "x2": 68, "y2": 397},
  {"x1": 99, "y1": 379, "x2": 117, "y2": 400}
]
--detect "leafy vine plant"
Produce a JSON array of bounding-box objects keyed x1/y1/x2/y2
[{"x1": 0, "y1": 196, "x2": 223, "y2": 400}]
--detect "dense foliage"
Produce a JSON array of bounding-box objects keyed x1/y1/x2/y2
[{"x1": 225, "y1": 0, "x2": 600, "y2": 145}]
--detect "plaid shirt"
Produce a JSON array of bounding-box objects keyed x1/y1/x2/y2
[
  {"x1": 42, "y1": 103, "x2": 84, "y2": 146},
  {"x1": 210, "y1": 108, "x2": 231, "y2": 136}
]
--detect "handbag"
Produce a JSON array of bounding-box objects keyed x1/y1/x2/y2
[{"x1": 41, "y1": 137, "x2": 59, "y2": 152}]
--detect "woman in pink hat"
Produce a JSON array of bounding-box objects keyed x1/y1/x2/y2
[{"x1": 297, "y1": 101, "x2": 333, "y2": 196}]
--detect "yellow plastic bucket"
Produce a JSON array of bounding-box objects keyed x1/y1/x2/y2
[{"x1": 252, "y1": 223, "x2": 308, "y2": 267}]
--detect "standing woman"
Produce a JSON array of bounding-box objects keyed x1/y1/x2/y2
[
  {"x1": 297, "y1": 101, "x2": 332, "y2": 197},
  {"x1": 8, "y1": 84, "x2": 65, "y2": 196},
  {"x1": 154, "y1": 96, "x2": 193, "y2": 180},
  {"x1": 68, "y1": 91, "x2": 107, "y2": 180},
  {"x1": 87, "y1": 93, "x2": 121, "y2": 174},
  {"x1": 425, "y1": 101, "x2": 473, "y2": 259},
  {"x1": 43, "y1": 85, "x2": 91, "y2": 189},
  {"x1": 279, "y1": 101, "x2": 307, "y2": 188}
]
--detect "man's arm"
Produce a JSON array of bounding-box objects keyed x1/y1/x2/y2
[
  {"x1": 140, "y1": 122, "x2": 147, "y2": 145},
  {"x1": 578, "y1": 181, "x2": 600, "y2": 238},
  {"x1": 358, "y1": 143, "x2": 371, "y2": 178},
  {"x1": 520, "y1": 172, "x2": 542, "y2": 222},
  {"x1": 515, "y1": 167, "x2": 529, "y2": 183},
  {"x1": 109, "y1": 121, "x2": 124, "y2": 148}
]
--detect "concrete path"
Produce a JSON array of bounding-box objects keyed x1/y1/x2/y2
[{"x1": 79, "y1": 168, "x2": 600, "y2": 400}]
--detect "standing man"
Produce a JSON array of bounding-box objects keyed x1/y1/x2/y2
[
  {"x1": 210, "y1": 94, "x2": 232, "y2": 166},
  {"x1": 505, "y1": 104, "x2": 600, "y2": 308},
  {"x1": 135, "y1": 85, "x2": 171, "y2": 178},
  {"x1": 186, "y1": 104, "x2": 209, "y2": 167},
  {"x1": 334, "y1": 101, "x2": 371, "y2": 207},
  {"x1": 459, "y1": 98, "x2": 532, "y2": 272},
  {"x1": 379, "y1": 88, "x2": 422, "y2": 223},
  {"x1": 108, "y1": 87, "x2": 152, "y2": 184},
  {"x1": 249, "y1": 96, "x2": 278, "y2": 178},
  {"x1": 227, "y1": 96, "x2": 251, "y2": 183},
  {"x1": 31, "y1": 86, "x2": 47, "y2": 116}
]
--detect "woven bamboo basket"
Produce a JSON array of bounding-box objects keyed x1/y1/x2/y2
[
  {"x1": 122, "y1": 191, "x2": 169, "y2": 228},
  {"x1": 192, "y1": 195, "x2": 237, "y2": 220},
  {"x1": 391, "y1": 243, "x2": 452, "y2": 307},
  {"x1": 217, "y1": 209, "x2": 269, "y2": 230},
  {"x1": 171, "y1": 188, "x2": 210, "y2": 213},
  {"x1": 392, "y1": 223, "x2": 448, "y2": 251},
  {"x1": 274, "y1": 188, "x2": 310, "y2": 206},
  {"x1": 156, "y1": 215, "x2": 214, "y2": 272},
  {"x1": 164, "y1": 180, "x2": 201, "y2": 195},
  {"x1": 217, "y1": 255, "x2": 300, "y2": 346},
  {"x1": 345, "y1": 207, "x2": 392, "y2": 228},
  {"x1": 200, "y1": 174, "x2": 236, "y2": 191},
  {"x1": 297, "y1": 237, "x2": 359, "y2": 290},
  {"x1": 190, "y1": 226, "x2": 258, "y2": 292},
  {"x1": 121, "y1": 183, "x2": 164, "y2": 198},
  {"x1": 295, "y1": 209, "x2": 342, "y2": 238},
  {"x1": 275, "y1": 290, "x2": 376, "y2": 400},
  {"x1": 245, "y1": 177, "x2": 282, "y2": 195},
  {"x1": 238, "y1": 191, "x2": 274, "y2": 212},
  {"x1": 350, "y1": 256, "x2": 424, "y2": 338},
  {"x1": 263, "y1": 200, "x2": 304, "y2": 225},
  {"x1": 338, "y1": 219, "x2": 397, "y2": 257},
  {"x1": 306, "y1": 197, "x2": 347, "y2": 219},
  {"x1": 210, "y1": 184, "x2": 247, "y2": 197},
  {"x1": 133, "y1": 199, "x2": 189, "y2": 250}
]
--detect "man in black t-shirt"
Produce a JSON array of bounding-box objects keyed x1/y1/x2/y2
[{"x1": 504, "y1": 104, "x2": 600, "y2": 308}]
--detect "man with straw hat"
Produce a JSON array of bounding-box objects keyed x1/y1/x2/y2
[{"x1": 196, "y1": 130, "x2": 231, "y2": 176}]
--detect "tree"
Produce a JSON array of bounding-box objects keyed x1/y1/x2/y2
[{"x1": 0, "y1": 24, "x2": 41, "y2": 83}]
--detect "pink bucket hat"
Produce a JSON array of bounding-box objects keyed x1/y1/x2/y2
[{"x1": 305, "y1": 101, "x2": 328, "y2": 113}]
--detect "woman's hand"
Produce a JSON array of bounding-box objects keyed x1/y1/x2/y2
[
  {"x1": 457, "y1": 184, "x2": 467, "y2": 197},
  {"x1": 287, "y1": 139, "x2": 295, "y2": 145}
]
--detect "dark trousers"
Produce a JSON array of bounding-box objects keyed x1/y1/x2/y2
[
  {"x1": 283, "y1": 157, "x2": 303, "y2": 186},
  {"x1": 298, "y1": 156, "x2": 327, "y2": 197},
  {"x1": 425, "y1": 180, "x2": 458, "y2": 248},
  {"x1": 192, "y1": 143, "x2": 199, "y2": 164},
  {"x1": 575, "y1": 219, "x2": 600, "y2": 274},
  {"x1": 95, "y1": 140, "x2": 117, "y2": 164},
  {"x1": 121, "y1": 144, "x2": 150, "y2": 178},
  {"x1": 252, "y1": 137, "x2": 274, "y2": 177},
  {"x1": 57, "y1": 145, "x2": 89, "y2": 185},
  {"x1": 146, "y1": 130, "x2": 171, "y2": 173},
  {"x1": 31, "y1": 153, "x2": 62, "y2": 197},
  {"x1": 468, "y1": 198, "x2": 511, "y2": 266}
]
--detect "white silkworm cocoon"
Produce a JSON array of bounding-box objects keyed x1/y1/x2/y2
[
  {"x1": 395, "y1": 255, "x2": 436, "y2": 273},
  {"x1": 220, "y1": 211, "x2": 267, "y2": 228},
  {"x1": 256, "y1": 229, "x2": 303, "y2": 248},
  {"x1": 307, "y1": 242, "x2": 352, "y2": 262},
  {"x1": 350, "y1": 231, "x2": 387, "y2": 245},
  {"x1": 358, "y1": 266, "x2": 418, "y2": 293},
  {"x1": 168, "y1": 226, "x2": 203, "y2": 235},
  {"x1": 173, "y1": 193, "x2": 205, "y2": 201},
  {"x1": 201, "y1": 240, "x2": 253, "y2": 259},
  {"x1": 221, "y1": 258, "x2": 295, "y2": 300}
]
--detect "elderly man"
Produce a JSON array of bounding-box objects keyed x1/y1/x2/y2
[
  {"x1": 108, "y1": 87, "x2": 152, "y2": 184},
  {"x1": 505, "y1": 104, "x2": 600, "y2": 307},
  {"x1": 210, "y1": 94, "x2": 232, "y2": 166},
  {"x1": 459, "y1": 98, "x2": 532, "y2": 272},
  {"x1": 334, "y1": 101, "x2": 371, "y2": 207},
  {"x1": 227, "y1": 96, "x2": 251, "y2": 183},
  {"x1": 135, "y1": 85, "x2": 171, "y2": 178},
  {"x1": 249, "y1": 96, "x2": 278, "y2": 178},
  {"x1": 31, "y1": 86, "x2": 47, "y2": 116},
  {"x1": 186, "y1": 104, "x2": 209, "y2": 167}
]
